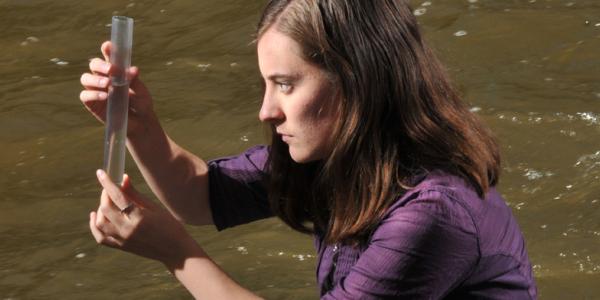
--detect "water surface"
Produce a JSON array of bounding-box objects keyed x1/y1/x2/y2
[{"x1": 1, "y1": 0, "x2": 599, "y2": 299}]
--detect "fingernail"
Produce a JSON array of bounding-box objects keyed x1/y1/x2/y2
[
  {"x1": 99, "y1": 78, "x2": 109, "y2": 87},
  {"x1": 103, "y1": 63, "x2": 111, "y2": 73},
  {"x1": 98, "y1": 91, "x2": 108, "y2": 100},
  {"x1": 96, "y1": 169, "x2": 105, "y2": 179}
]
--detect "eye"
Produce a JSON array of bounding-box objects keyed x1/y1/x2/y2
[{"x1": 278, "y1": 82, "x2": 293, "y2": 94}]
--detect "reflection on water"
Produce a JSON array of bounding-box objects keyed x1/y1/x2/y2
[{"x1": 0, "y1": 0, "x2": 599, "y2": 299}]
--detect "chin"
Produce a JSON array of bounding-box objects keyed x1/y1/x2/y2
[
  {"x1": 288, "y1": 146, "x2": 323, "y2": 163},
  {"x1": 289, "y1": 151, "x2": 311, "y2": 163}
]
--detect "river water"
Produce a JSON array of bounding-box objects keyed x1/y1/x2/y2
[{"x1": 0, "y1": 0, "x2": 599, "y2": 299}]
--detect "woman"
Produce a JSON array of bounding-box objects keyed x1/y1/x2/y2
[{"x1": 80, "y1": 0, "x2": 537, "y2": 299}]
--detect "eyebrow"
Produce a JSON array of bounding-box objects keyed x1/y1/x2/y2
[{"x1": 266, "y1": 72, "x2": 301, "y2": 82}]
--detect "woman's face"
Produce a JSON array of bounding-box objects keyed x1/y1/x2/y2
[{"x1": 257, "y1": 28, "x2": 339, "y2": 163}]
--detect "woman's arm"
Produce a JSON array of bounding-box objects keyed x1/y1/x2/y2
[
  {"x1": 81, "y1": 41, "x2": 213, "y2": 225},
  {"x1": 126, "y1": 116, "x2": 212, "y2": 225},
  {"x1": 167, "y1": 241, "x2": 262, "y2": 300},
  {"x1": 91, "y1": 171, "x2": 261, "y2": 299}
]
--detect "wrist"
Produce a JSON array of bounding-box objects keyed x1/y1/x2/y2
[
  {"x1": 163, "y1": 238, "x2": 262, "y2": 300},
  {"x1": 127, "y1": 111, "x2": 162, "y2": 143},
  {"x1": 163, "y1": 235, "x2": 206, "y2": 271}
]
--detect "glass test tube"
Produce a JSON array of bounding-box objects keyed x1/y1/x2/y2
[{"x1": 103, "y1": 16, "x2": 133, "y2": 185}]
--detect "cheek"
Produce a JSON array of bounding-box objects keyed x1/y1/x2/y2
[
  {"x1": 311, "y1": 93, "x2": 339, "y2": 134},
  {"x1": 301, "y1": 96, "x2": 339, "y2": 150},
  {"x1": 293, "y1": 100, "x2": 331, "y2": 137},
  {"x1": 302, "y1": 87, "x2": 338, "y2": 123}
]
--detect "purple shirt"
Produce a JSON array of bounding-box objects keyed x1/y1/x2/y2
[{"x1": 208, "y1": 145, "x2": 537, "y2": 299}]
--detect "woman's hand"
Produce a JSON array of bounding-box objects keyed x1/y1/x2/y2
[
  {"x1": 80, "y1": 41, "x2": 156, "y2": 137},
  {"x1": 89, "y1": 171, "x2": 262, "y2": 299},
  {"x1": 89, "y1": 170, "x2": 199, "y2": 266}
]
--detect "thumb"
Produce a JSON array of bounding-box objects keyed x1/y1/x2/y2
[
  {"x1": 127, "y1": 66, "x2": 152, "y2": 101},
  {"x1": 121, "y1": 174, "x2": 157, "y2": 210},
  {"x1": 101, "y1": 41, "x2": 112, "y2": 62},
  {"x1": 127, "y1": 66, "x2": 140, "y2": 82}
]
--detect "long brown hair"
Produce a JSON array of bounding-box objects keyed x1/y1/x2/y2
[{"x1": 258, "y1": 0, "x2": 500, "y2": 245}]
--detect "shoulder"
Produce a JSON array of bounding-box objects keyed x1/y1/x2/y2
[
  {"x1": 381, "y1": 170, "x2": 483, "y2": 236},
  {"x1": 403, "y1": 170, "x2": 482, "y2": 205},
  {"x1": 380, "y1": 170, "x2": 523, "y2": 256},
  {"x1": 368, "y1": 171, "x2": 483, "y2": 255},
  {"x1": 356, "y1": 171, "x2": 481, "y2": 297}
]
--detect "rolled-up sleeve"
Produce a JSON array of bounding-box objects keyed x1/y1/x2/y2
[{"x1": 208, "y1": 145, "x2": 273, "y2": 230}]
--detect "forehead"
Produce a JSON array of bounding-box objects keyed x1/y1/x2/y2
[
  {"x1": 257, "y1": 29, "x2": 306, "y2": 71},
  {"x1": 257, "y1": 28, "x2": 300, "y2": 53}
]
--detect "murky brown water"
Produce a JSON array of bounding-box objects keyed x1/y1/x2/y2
[{"x1": 1, "y1": 0, "x2": 599, "y2": 299}]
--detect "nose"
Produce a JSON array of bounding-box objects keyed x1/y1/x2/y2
[{"x1": 258, "y1": 90, "x2": 284, "y2": 123}]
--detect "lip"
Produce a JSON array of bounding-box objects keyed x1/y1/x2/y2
[
  {"x1": 277, "y1": 131, "x2": 292, "y2": 142},
  {"x1": 276, "y1": 129, "x2": 290, "y2": 136}
]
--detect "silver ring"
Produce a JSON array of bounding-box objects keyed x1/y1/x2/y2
[{"x1": 120, "y1": 202, "x2": 135, "y2": 215}]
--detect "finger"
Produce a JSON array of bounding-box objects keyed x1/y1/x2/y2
[
  {"x1": 80, "y1": 96, "x2": 107, "y2": 123},
  {"x1": 80, "y1": 90, "x2": 108, "y2": 102},
  {"x1": 120, "y1": 174, "x2": 153, "y2": 221},
  {"x1": 99, "y1": 189, "x2": 127, "y2": 228},
  {"x1": 93, "y1": 209, "x2": 124, "y2": 244},
  {"x1": 79, "y1": 90, "x2": 107, "y2": 122},
  {"x1": 95, "y1": 211, "x2": 121, "y2": 237},
  {"x1": 121, "y1": 174, "x2": 146, "y2": 207},
  {"x1": 89, "y1": 58, "x2": 112, "y2": 75},
  {"x1": 90, "y1": 211, "x2": 122, "y2": 248},
  {"x1": 96, "y1": 169, "x2": 130, "y2": 211},
  {"x1": 101, "y1": 41, "x2": 112, "y2": 62},
  {"x1": 80, "y1": 73, "x2": 110, "y2": 90}
]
